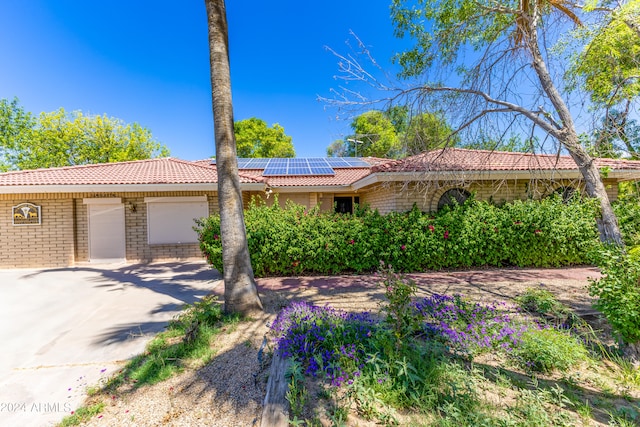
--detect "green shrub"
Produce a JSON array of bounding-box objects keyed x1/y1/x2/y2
[
  {"x1": 510, "y1": 328, "x2": 588, "y2": 373},
  {"x1": 195, "y1": 196, "x2": 601, "y2": 276},
  {"x1": 590, "y1": 248, "x2": 640, "y2": 345},
  {"x1": 613, "y1": 195, "x2": 640, "y2": 247},
  {"x1": 515, "y1": 287, "x2": 569, "y2": 317}
]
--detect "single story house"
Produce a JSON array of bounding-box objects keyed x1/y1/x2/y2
[{"x1": 1, "y1": 148, "x2": 639, "y2": 268}]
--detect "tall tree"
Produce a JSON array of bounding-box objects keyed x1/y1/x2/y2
[
  {"x1": 389, "y1": 0, "x2": 625, "y2": 244},
  {"x1": 205, "y1": 0, "x2": 263, "y2": 315},
  {"x1": 234, "y1": 117, "x2": 295, "y2": 157},
  {"x1": 0, "y1": 98, "x2": 35, "y2": 171},
  {"x1": 0, "y1": 98, "x2": 169, "y2": 170},
  {"x1": 327, "y1": 108, "x2": 457, "y2": 158},
  {"x1": 568, "y1": 1, "x2": 640, "y2": 159},
  {"x1": 402, "y1": 112, "x2": 458, "y2": 156},
  {"x1": 350, "y1": 110, "x2": 401, "y2": 157}
]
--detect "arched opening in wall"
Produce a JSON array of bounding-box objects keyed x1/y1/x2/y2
[{"x1": 437, "y1": 188, "x2": 471, "y2": 211}]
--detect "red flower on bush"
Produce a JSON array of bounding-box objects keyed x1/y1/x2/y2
[
  {"x1": 348, "y1": 239, "x2": 355, "y2": 245},
  {"x1": 444, "y1": 230, "x2": 449, "y2": 239},
  {"x1": 534, "y1": 229, "x2": 542, "y2": 234},
  {"x1": 213, "y1": 234, "x2": 219, "y2": 240},
  {"x1": 428, "y1": 224, "x2": 435, "y2": 232},
  {"x1": 401, "y1": 245, "x2": 406, "y2": 251}
]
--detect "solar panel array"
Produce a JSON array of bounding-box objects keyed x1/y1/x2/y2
[{"x1": 211, "y1": 157, "x2": 371, "y2": 176}]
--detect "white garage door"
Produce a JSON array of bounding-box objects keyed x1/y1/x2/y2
[
  {"x1": 84, "y1": 199, "x2": 126, "y2": 262},
  {"x1": 145, "y1": 196, "x2": 208, "y2": 244}
]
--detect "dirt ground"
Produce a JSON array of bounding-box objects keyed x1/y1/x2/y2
[{"x1": 75, "y1": 266, "x2": 603, "y2": 427}]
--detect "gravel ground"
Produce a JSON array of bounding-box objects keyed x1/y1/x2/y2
[{"x1": 73, "y1": 266, "x2": 602, "y2": 427}]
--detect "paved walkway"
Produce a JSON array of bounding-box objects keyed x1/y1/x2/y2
[
  {"x1": 0, "y1": 261, "x2": 219, "y2": 427},
  {"x1": 253, "y1": 266, "x2": 602, "y2": 314}
]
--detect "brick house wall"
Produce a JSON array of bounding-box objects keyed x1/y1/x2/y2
[
  {"x1": 0, "y1": 177, "x2": 624, "y2": 269},
  {"x1": 0, "y1": 191, "x2": 218, "y2": 269},
  {"x1": 0, "y1": 195, "x2": 75, "y2": 268}
]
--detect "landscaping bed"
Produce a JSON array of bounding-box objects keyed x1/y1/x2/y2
[{"x1": 63, "y1": 266, "x2": 640, "y2": 427}]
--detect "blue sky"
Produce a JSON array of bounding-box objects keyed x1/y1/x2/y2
[{"x1": 0, "y1": 1, "x2": 408, "y2": 160}]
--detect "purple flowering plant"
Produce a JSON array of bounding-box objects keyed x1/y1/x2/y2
[
  {"x1": 270, "y1": 301, "x2": 378, "y2": 386},
  {"x1": 415, "y1": 294, "x2": 530, "y2": 356}
]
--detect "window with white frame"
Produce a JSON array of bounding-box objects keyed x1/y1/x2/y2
[{"x1": 145, "y1": 196, "x2": 208, "y2": 244}]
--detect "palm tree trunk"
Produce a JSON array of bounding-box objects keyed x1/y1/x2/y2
[{"x1": 205, "y1": 0, "x2": 263, "y2": 315}]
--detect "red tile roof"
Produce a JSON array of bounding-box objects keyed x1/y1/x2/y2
[
  {"x1": 242, "y1": 168, "x2": 371, "y2": 187},
  {"x1": 372, "y1": 148, "x2": 640, "y2": 173},
  {"x1": 0, "y1": 158, "x2": 260, "y2": 186},
  {"x1": 0, "y1": 150, "x2": 638, "y2": 190}
]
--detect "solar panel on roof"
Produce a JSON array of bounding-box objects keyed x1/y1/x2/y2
[
  {"x1": 264, "y1": 167, "x2": 287, "y2": 176},
  {"x1": 288, "y1": 167, "x2": 312, "y2": 175},
  {"x1": 309, "y1": 166, "x2": 334, "y2": 175},
  {"x1": 326, "y1": 158, "x2": 349, "y2": 167},
  {"x1": 214, "y1": 157, "x2": 368, "y2": 175},
  {"x1": 341, "y1": 158, "x2": 371, "y2": 167}
]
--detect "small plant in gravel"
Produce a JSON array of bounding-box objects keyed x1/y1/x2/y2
[
  {"x1": 515, "y1": 286, "x2": 569, "y2": 318},
  {"x1": 377, "y1": 261, "x2": 421, "y2": 350},
  {"x1": 510, "y1": 327, "x2": 589, "y2": 373}
]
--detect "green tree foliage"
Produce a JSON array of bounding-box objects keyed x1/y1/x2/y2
[
  {"x1": 327, "y1": 108, "x2": 456, "y2": 158},
  {"x1": 587, "y1": 110, "x2": 640, "y2": 159},
  {"x1": 463, "y1": 134, "x2": 536, "y2": 152},
  {"x1": 233, "y1": 117, "x2": 295, "y2": 158},
  {"x1": 0, "y1": 98, "x2": 169, "y2": 170},
  {"x1": 571, "y1": 1, "x2": 640, "y2": 107},
  {"x1": 389, "y1": 0, "x2": 626, "y2": 245},
  {"x1": 403, "y1": 111, "x2": 457, "y2": 155},
  {"x1": 0, "y1": 98, "x2": 35, "y2": 171},
  {"x1": 568, "y1": 1, "x2": 640, "y2": 159},
  {"x1": 350, "y1": 110, "x2": 400, "y2": 157}
]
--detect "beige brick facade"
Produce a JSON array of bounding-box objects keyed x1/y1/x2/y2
[
  {"x1": 0, "y1": 197, "x2": 75, "y2": 268},
  {"x1": 0, "y1": 177, "x2": 626, "y2": 269},
  {"x1": 0, "y1": 191, "x2": 218, "y2": 269}
]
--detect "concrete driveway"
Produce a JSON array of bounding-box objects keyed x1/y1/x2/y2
[{"x1": 0, "y1": 261, "x2": 220, "y2": 427}]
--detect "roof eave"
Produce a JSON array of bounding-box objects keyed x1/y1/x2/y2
[
  {"x1": 267, "y1": 185, "x2": 355, "y2": 193},
  {"x1": 352, "y1": 169, "x2": 640, "y2": 189},
  {"x1": 0, "y1": 182, "x2": 264, "y2": 194}
]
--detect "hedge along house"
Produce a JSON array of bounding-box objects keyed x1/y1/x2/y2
[{"x1": 1, "y1": 148, "x2": 640, "y2": 269}]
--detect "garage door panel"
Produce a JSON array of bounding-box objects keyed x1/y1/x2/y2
[{"x1": 88, "y1": 204, "x2": 125, "y2": 261}]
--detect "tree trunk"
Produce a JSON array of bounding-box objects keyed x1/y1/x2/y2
[
  {"x1": 562, "y1": 133, "x2": 624, "y2": 245},
  {"x1": 525, "y1": 6, "x2": 624, "y2": 245},
  {"x1": 205, "y1": 0, "x2": 263, "y2": 315}
]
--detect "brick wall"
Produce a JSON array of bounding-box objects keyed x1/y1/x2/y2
[
  {"x1": 0, "y1": 191, "x2": 218, "y2": 268},
  {"x1": 360, "y1": 184, "x2": 397, "y2": 215},
  {"x1": 0, "y1": 198, "x2": 75, "y2": 268}
]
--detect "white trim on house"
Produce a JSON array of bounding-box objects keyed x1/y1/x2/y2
[
  {"x1": 0, "y1": 183, "x2": 265, "y2": 194},
  {"x1": 265, "y1": 185, "x2": 354, "y2": 193},
  {"x1": 144, "y1": 196, "x2": 207, "y2": 203},
  {"x1": 83, "y1": 197, "x2": 123, "y2": 204},
  {"x1": 350, "y1": 169, "x2": 640, "y2": 191}
]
